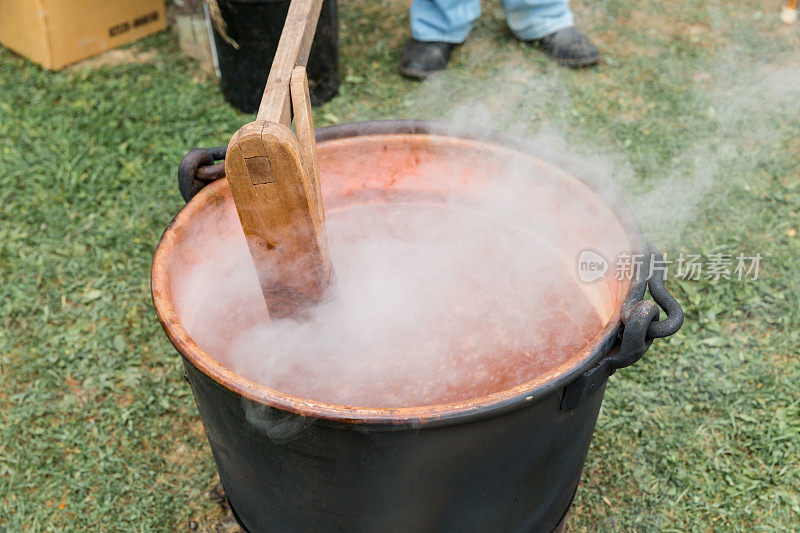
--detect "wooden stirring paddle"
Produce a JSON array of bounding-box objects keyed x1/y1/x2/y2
[{"x1": 224, "y1": 0, "x2": 331, "y2": 318}]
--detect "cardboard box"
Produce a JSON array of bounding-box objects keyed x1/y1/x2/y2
[{"x1": 0, "y1": 0, "x2": 166, "y2": 70}]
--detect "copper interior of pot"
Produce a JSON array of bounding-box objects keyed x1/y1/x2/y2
[{"x1": 156, "y1": 133, "x2": 635, "y2": 411}]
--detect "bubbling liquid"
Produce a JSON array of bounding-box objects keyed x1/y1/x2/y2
[{"x1": 173, "y1": 196, "x2": 615, "y2": 408}]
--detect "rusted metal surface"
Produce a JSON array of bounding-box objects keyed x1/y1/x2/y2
[
  {"x1": 177, "y1": 147, "x2": 226, "y2": 203},
  {"x1": 152, "y1": 121, "x2": 681, "y2": 531},
  {"x1": 195, "y1": 162, "x2": 225, "y2": 182}
]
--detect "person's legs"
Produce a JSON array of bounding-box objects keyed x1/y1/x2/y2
[
  {"x1": 410, "y1": 0, "x2": 482, "y2": 43},
  {"x1": 501, "y1": 0, "x2": 573, "y2": 40},
  {"x1": 401, "y1": 0, "x2": 481, "y2": 79},
  {"x1": 501, "y1": 0, "x2": 599, "y2": 67}
]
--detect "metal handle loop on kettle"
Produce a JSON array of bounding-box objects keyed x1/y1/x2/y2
[
  {"x1": 177, "y1": 146, "x2": 227, "y2": 203},
  {"x1": 561, "y1": 242, "x2": 684, "y2": 410},
  {"x1": 645, "y1": 244, "x2": 684, "y2": 339}
]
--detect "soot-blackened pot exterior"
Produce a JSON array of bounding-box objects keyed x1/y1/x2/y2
[
  {"x1": 156, "y1": 121, "x2": 683, "y2": 533},
  {"x1": 183, "y1": 357, "x2": 605, "y2": 532}
]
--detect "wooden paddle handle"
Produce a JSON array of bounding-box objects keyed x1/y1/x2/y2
[
  {"x1": 223, "y1": 0, "x2": 331, "y2": 318},
  {"x1": 257, "y1": 0, "x2": 324, "y2": 126}
]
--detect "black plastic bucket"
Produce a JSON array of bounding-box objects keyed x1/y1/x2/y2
[{"x1": 211, "y1": 0, "x2": 339, "y2": 113}]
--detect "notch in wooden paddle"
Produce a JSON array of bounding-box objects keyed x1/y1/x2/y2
[{"x1": 224, "y1": 0, "x2": 331, "y2": 318}]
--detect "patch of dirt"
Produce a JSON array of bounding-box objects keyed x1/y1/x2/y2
[
  {"x1": 187, "y1": 478, "x2": 241, "y2": 533},
  {"x1": 163, "y1": 420, "x2": 209, "y2": 472},
  {"x1": 578, "y1": 2, "x2": 722, "y2": 59},
  {"x1": 69, "y1": 48, "x2": 158, "y2": 70}
]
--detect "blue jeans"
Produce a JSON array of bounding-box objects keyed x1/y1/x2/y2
[{"x1": 410, "y1": 0, "x2": 574, "y2": 43}]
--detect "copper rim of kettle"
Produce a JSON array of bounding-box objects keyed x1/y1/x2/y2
[{"x1": 151, "y1": 120, "x2": 649, "y2": 428}]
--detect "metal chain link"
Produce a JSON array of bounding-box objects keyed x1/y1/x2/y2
[{"x1": 177, "y1": 147, "x2": 227, "y2": 203}]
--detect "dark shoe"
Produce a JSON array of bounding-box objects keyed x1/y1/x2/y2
[
  {"x1": 530, "y1": 26, "x2": 600, "y2": 68},
  {"x1": 400, "y1": 38, "x2": 455, "y2": 80}
]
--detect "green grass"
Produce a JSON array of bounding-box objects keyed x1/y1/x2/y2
[{"x1": 1, "y1": 0, "x2": 799, "y2": 530}]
